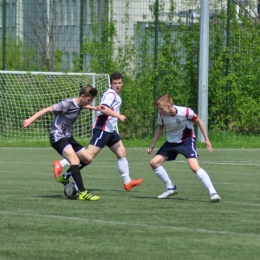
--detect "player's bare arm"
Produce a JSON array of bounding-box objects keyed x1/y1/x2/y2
[
  {"x1": 147, "y1": 125, "x2": 164, "y2": 154},
  {"x1": 100, "y1": 105, "x2": 127, "y2": 122},
  {"x1": 23, "y1": 106, "x2": 53, "y2": 128},
  {"x1": 195, "y1": 116, "x2": 213, "y2": 153},
  {"x1": 84, "y1": 104, "x2": 103, "y2": 111}
]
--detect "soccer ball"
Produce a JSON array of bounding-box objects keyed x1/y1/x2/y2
[{"x1": 64, "y1": 182, "x2": 79, "y2": 200}]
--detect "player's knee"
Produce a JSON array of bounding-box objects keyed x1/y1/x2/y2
[
  {"x1": 83, "y1": 155, "x2": 93, "y2": 164},
  {"x1": 79, "y1": 150, "x2": 93, "y2": 164},
  {"x1": 70, "y1": 157, "x2": 80, "y2": 165},
  {"x1": 120, "y1": 149, "x2": 126, "y2": 157},
  {"x1": 149, "y1": 159, "x2": 158, "y2": 169},
  {"x1": 117, "y1": 151, "x2": 126, "y2": 158},
  {"x1": 88, "y1": 157, "x2": 93, "y2": 164},
  {"x1": 189, "y1": 165, "x2": 200, "y2": 173}
]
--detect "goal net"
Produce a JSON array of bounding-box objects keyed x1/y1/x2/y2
[{"x1": 0, "y1": 71, "x2": 110, "y2": 143}]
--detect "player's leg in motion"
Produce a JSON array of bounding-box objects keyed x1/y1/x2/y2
[
  {"x1": 187, "y1": 158, "x2": 221, "y2": 202},
  {"x1": 62, "y1": 146, "x2": 99, "y2": 201},
  {"x1": 53, "y1": 144, "x2": 101, "y2": 184},
  {"x1": 109, "y1": 140, "x2": 143, "y2": 191},
  {"x1": 150, "y1": 154, "x2": 178, "y2": 199},
  {"x1": 53, "y1": 140, "x2": 92, "y2": 182},
  {"x1": 55, "y1": 159, "x2": 87, "y2": 184}
]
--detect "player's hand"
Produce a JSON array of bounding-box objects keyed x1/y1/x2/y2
[
  {"x1": 118, "y1": 114, "x2": 126, "y2": 122},
  {"x1": 205, "y1": 139, "x2": 213, "y2": 153},
  {"x1": 23, "y1": 119, "x2": 31, "y2": 128},
  {"x1": 96, "y1": 105, "x2": 104, "y2": 111},
  {"x1": 147, "y1": 145, "x2": 155, "y2": 154}
]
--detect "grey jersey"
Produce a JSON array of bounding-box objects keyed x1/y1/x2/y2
[{"x1": 50, "y1": 98, "x2": 82, "y2": 143}]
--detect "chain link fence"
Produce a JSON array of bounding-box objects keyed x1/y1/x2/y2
[{"x1": 1, "y1": 0, "x2": 260, "y2": 139}]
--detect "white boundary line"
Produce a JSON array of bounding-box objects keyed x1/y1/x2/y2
[
  {"x1": 0, "y1": 160, "x2": 259, "y2": 167},
  {"x1": 1, "y1": 210, "x2": 260, "y2": 238}
]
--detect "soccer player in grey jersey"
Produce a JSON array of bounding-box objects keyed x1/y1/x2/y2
[
  {"x1": 53, "y1": 72, "x2": 143, "y2": 191},
  {"x1": 147, "y1": 94, "x2": 221, "y2": 202},
  {"x1": 23, "y1": 85, "x2": 101, "y2": 201}
]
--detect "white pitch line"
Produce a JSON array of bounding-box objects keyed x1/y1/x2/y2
[
  {"x1": 0, "y1": 160, "x2": 259, "y2": 168},
  {"x1": 0, "y1": 210, "x2": 260, "y2": 238},
  {"x1": 0, "y1": 168, "x2": 258, "y2": 182},
  {"x1": 0, "y1": 170, "x2": 259, "y2": 185}
]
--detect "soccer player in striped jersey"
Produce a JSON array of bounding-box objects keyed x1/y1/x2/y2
[
  {"x1": 23, "y1": 85, "x2": 101, "y2": 201},
  {"x1": 54, "y1": 72, "x2": 143, "y2": 191},
  {"x1": 147, "y1": 94, "x2": 221, "y2": 202}
]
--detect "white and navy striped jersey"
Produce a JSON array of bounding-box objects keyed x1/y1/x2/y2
[
  {"x1": 50, "y1": 98, "x2": 82, "y2": 142},
  {"x1": 94, "y1": 88, "x2": 121, "y2": 133},
  {"x1": 158, "y1": 105, "x2": 198, "y2": 143}
]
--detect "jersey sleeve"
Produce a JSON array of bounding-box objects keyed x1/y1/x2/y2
[
  {"x1": 101, "y1": 91, "x2": 116, "y2": 108},
  {"x1": 52, "y1": 100, "x2": 69, "y2": 115},
  {"x1": 186, "y1": 108, "x2": 198, "y2": 122}
]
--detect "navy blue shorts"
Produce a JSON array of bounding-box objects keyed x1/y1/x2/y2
[
  {"x1": 156, "y1": 138, "x2": 198, "y2": 161},
  {"x1": 90, "y1": 129, "x2": 121, "y2": 148},
  {"x1": 51, "y1": 136, "x2": 84, "y2": 156}
]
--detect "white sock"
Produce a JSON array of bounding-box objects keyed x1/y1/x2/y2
[
  {"x1": 117, "y1": 157, "x2": 131, "y2": 184},
  {"x1": 60, "y1": 159, "x2": 70, "y2": 167},
  {"x1": 196, "y1": 168, "x2": 217, "y2": 195},
  {"x1": 154, "y1": 166, "x2": 175, "y2": 189}
]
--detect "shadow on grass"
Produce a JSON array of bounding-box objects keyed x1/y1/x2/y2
[{"x1": 38, "y1": 188, "x2": 128, "y2": 199}]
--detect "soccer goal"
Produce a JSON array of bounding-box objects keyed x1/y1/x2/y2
[{"x1": 0, "y1": 71, "x2": 110, "y2": 142}]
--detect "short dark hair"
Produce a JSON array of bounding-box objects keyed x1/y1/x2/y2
[
  {"x1": 110, "y1": 72, "x2": 123, "y2": 84},
  {"x1": 79, "y1": 85, "x2": 98, "y2": 97}
]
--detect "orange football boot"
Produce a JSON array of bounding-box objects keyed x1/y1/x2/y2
[
  {"x1": 53, "y1": 160, "x2": 63, "y2": 178},
  {"x1": 124, "y1": 178, "x2": 143, "y2": 191}
]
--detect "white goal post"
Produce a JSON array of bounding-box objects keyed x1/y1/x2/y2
[{"x1": 0, "y1": 71, "x2": 110, "y2": 142}]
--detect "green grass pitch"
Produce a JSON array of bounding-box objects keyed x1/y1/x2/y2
[{"x1": 0, "y1": 147, "x2": 260, "y2": 260}]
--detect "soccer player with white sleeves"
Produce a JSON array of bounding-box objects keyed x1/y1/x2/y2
[{"x1": 147, "y1": 94, "x2": 221, "y2": 202}]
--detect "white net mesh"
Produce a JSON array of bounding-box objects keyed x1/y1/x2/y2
[{"x1": 0, "y1": 71, "x2": 109, "y2": 142}]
